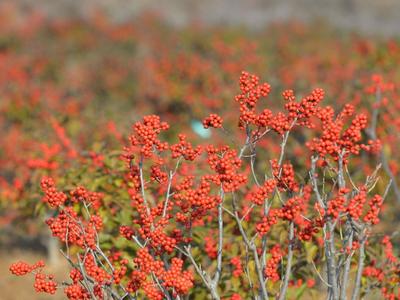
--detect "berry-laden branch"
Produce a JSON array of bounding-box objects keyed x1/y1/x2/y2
[{"x1": 10, "y1": 72, "x2": 399, "y2": 300}]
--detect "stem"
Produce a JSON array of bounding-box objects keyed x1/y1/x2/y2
[
  {"x1": 326, "y1": 220, "x2": 339, "y2": 300},
  {"x1": 278, "y1": 222, "x2": 294, "y2": 300},
  {"x1": 337, "y1": 151, "x2": 353, "y2": 300},
  {"x1": 231, "y1": 193, "x2": 268, "y2": 300},
  {"x1": 244, "y1": 245, "x2": 255, "y2": 298},
  {"x1": 180, "y1": 246, "x2": 220, "y2": 300},
  {"x1": 261, "y1": 201, "x2": 271, "y2": 270},
  {"x1": 252, "y1": 245, "x2": 269, "y2": 300},
  {"x1": 162, "y1": 171, "x2": 173, "y2": 217},
  {"x1": 339, "y1": 225, "x2": 353, "y2": 300},
  {"x1": 310, "y1": 156, "x2": 326, "y2": 209},
  {"x1": 351, "y1": 237, "x2": 366, "y2": 300},
  {"x1": 139, "y1": 156, "x2": 151, "y2": 217},
  {"x1": 338, "y1": 152, "x2": 346, "y2": 190},
  {"x1": 213, "y1": 187, "x2": 224, "y2": 286}
]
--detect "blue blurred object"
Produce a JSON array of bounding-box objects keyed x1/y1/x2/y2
[{"x1": 191, "y1": 120, "x2": 211, "y2": 138}]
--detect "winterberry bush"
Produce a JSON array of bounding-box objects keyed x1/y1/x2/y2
[{"x1": 10, "y1": 72, "x2": 399, "y2": 299}]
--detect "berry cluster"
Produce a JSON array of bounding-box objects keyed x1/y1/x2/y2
[
  {"x1": 231, "y1": 256, "x2": 243, "y2": 277},
  {"x1": 364, "y1": 194, "x2": 384, "y2": 224},
  {"x1": 46, "y1": 206, "x2": 103, "y2": 249},
  {"x1": 203, "y1": 113, "x2": 223, "y2": 129},
  {"x1": 10, "y1": 261, "x2": 57, "y2": 295},
  {"x1": 256, "y1": 209, "x2": 279, "y2": 236},
  {"x1": 161, "y1": 258, "x2": 194, "y2": 295},
  {"x1": 204, "y1": 236, "x2": 218, "y2": 259},
  {"x1": 34, "y1": 273, "x2": 57, "y2": 295},
  {"x1": 9, "y1": 260, "x2": 45, "y2": 276},
  {"x1": 264, "y1": 245, "x2": 283, "y2": 282},
  {"x1": 64, "y1": 284, "x2": 90, "y2": 300},
  {"x1": 346, "y1": 189, "x2": 367, "y2": 220},
  {"x1": 271, "y1": 159, "x2": 299, "y2": 192},
  {"x1": 70, "y1": 186, "x2": 104, "y2": 210},
  {"x1": 128, "y1": 248, "x2": 194, "y2": 298},
  {"x1": 327, "y1": 189, "x2": 348, "y2": 218},
  {"x1": 283, "y1": 87, "x2": 324, "y2": 127},
  {"x1": 279, "y1": 196, "x2": 307, "y2": 222},
  {"x1": 307, "y1": 104, "x2": 375, "y2": 161},
  {"x1": 41, "y1": 177, "x2": 67, "y2": 207},
  {"x1": 235, "y1": 71, "x2": 271, "y2": 127},
  {"x1": 246, "y1": 179, "x2": 276, "y2": 205},
  {"x1": 170, "y1": 134, "x2": 202, "y2": 161},
  {"x1": 126, "y1": 115, "x2": 169, "y2": 158},
  {"x1": 206, "y1": 145, "x2": 247, "y2": 192}
]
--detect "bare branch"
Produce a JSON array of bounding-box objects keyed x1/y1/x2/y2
[{"x1": 278, "y1": 222, "x2": 294, "y2": 300}]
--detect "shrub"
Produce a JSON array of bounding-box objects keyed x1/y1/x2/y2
[{"x1": 10, "y1": 72, "x2": 399, "y2": 299}]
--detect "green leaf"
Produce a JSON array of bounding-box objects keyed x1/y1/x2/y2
[{"x1": 295, "y1": 284, "x2": 307, "y2": 299}]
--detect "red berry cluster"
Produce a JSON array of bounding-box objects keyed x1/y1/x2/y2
[
  {"x1": 171, "y1": 134, "x2": 203, "y2": 161},
  {"x1": 128, "y1": 190, "x2": 183, "y2": 254},
  {"x1": 230, "y1": 293, "x2": 242, "y2": 300},
  {"x1": 327, "y1": 195, "x2": 346, "y2": 218},
  {"x1": 203, "y1": 113, "x2": 223, "y2": 129},
  {"x1": 204, "y1": 236, "x2": 218, "y2": 259},
  {"x1": 267, "y1": 112, "x2": 292, "y2": 135},
  {"x1": 283, "y1": 87, "x2": 324, "y2": 128},
  {"x1": 362, "y1": 139, "x2": 382, "y2": 154},
  {"x1": 147, "y1": 220, "x2": 177, "y2": 253},
  {"x1": 69, "y1": 268, "x2": 83, "y2": 284},
  {"x1": 142, "y1": 281, "x2": 164, "y2": 300},
  {"x1": 235, "y1": 71, "x2": 271, "y2": 127},
  {"x1": 34, "y1": 273, "x2": 57, "y2": 294},
  {"x1": 41, "y1": 177, "x2": 67, "y2": 207},
  {"x1": 83, "y1": 253, "x2": 112, "y2": 283},
  {"x1": 120, "y1": 225, "x2": 135, "y2": 240},
  {"x1": 265, "y1": 245, "x2": 283, "y2": 282},
  {"x1": 70, "y1": 186, "x2": 104, "y2": 210},
  {"x1": 246, "y1": 179, "x2": 276, "y2": 205},
  {"x1": 382, "y1": 236, "x2": 397, "y2": 264},
  {"x1": 307, "y1": 104, "x2": 374, "y2": 161},
  {"x1": 46, "y1": 206, "x2": 103, "y2": 249},
  {"x1": 346, "y1": 189, "x2": 367, "y2": 220},
  {"x1": 327, "y1": 189, "x2": 349, "y2": 218},
  {"x1": 230, "y1": 256, "x2": 243, "y2": 277},
  {"x1": 297, "y1": 220, "x2": 321, "y2": 241},
  {"x1": 173, "y1": 177, "x2": 219, "y2": 215},
  {"x1": 271, "y1": 159, "x2": 299, "y2": 192},
  {"x1": 206, "y1": 145, "x2": 247, "y2": 192},
  {"x1": 150, "y1": 164, "x2": 168, "y2": 183},
  {"x1": 9, "y1": 260, "x2": 45, "y2": 276},
  {"x1": 279, "y1": 196, "x2": 307, "y2": 222},
  {"x1": 126, "y1": 115, "x2": 169, "y2": 158},
  {"x1": 10, "y1": 260, "x2": 58, "y2": 295},
  {"x1": 64, "y1": 284, "x2": 90, "y2": 300},
  {"x1": 256, "y1": 209, "x2": 279, "y2": 236},
  {"x1": 363, "y1": 265, "x2": 384, "y2": 281},
  {"x1": 161, "y1": 258, "x2": 194, "y2": 295},
  {"x1": 113, "y1": 259, "x2": 129, "y2": 284},
  {"x1": 128, "y1": 248, "x2": 193, "y2": 298},
  {"x1": 233, "y1": 72, "x2": 327, "y2": 135},
  {"x1": 364, "y1": 194, "x2": 384, "y2": 224}
]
